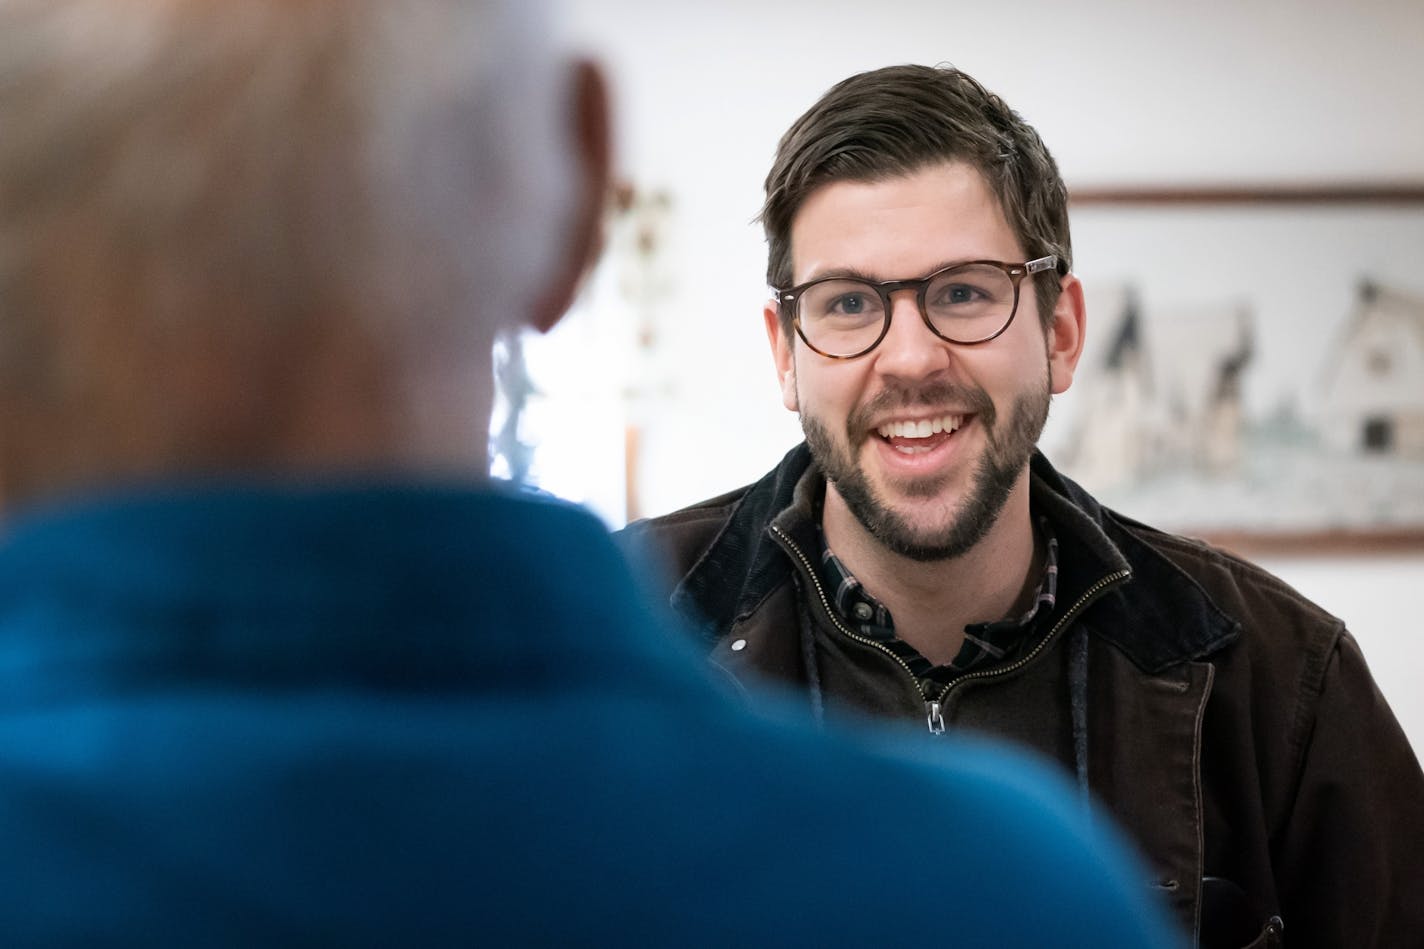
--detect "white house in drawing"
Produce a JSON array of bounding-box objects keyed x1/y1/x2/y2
[
  {"x1": 1058, "y1": 285, "x2": 1254, "y2": 491},
  {"x1": 1318, "y1": 281, "x2": 1424, "y2": 458}
]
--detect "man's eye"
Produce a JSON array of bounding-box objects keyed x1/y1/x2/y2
[
  {"x1": 937, "y1": 284, "x2": 982, "y2": 305},
  {"x1": 832, "y1": 293, "x2": 870, "y2": 314}
]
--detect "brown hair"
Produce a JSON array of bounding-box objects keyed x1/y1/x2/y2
[{"x1": 761, "y1": 64, "x2": 1070, "y2": 332}]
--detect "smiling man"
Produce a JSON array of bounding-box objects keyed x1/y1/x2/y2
[
  {"x1": 777, "y1": 160, "x2": 1079, "y2": 671},
  {"x1": 620, "y1": 64, "x2": 1424, "y2": 948}
]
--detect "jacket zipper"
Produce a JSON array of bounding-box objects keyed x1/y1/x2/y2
[
  {"x1": 772, "y1": 523, "x2": 1132, "y2": 734},
  {"x1": 930, "y1": 569, "x2": 1132, "y2": 709},
  {"x1": 769, "y1": 524, "x2": 926, "y2": 703}
]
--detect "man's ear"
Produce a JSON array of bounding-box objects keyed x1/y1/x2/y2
[
  {"x1": 1047, "y1": 273, "x2": 1087, "y2": 395},
  {"x1": 529, "y1": 59, "x2": 612, "y2": 335},
  {"x1": 764, "y1": 301, "x2": 799, "y2": 412}
]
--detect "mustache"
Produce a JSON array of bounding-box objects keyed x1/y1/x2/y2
[{"x1": 847, "y1": 381, "x2": 995, "y2": 434}]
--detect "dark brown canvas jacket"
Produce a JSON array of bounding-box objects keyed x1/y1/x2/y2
[{"x1": 619, "y1": 444, "x2": 1424, "y2": 949}]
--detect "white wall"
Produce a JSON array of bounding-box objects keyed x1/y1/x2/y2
[{"x1": 533, "y1": 0, "x2": 1424, "y2": 755}]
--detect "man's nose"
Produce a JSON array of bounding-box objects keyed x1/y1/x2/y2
[{"x1": 871, "y1": 290, "x2": 952, "y2": 379}]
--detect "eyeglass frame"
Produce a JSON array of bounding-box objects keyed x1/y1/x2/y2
[{"x1": 772, "y1": 255, "x2": 1059, "y2": 360}]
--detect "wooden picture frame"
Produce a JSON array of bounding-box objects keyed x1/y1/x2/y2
[{"x1": 1042, "y1": 183, "x2": 1424, "y2": 556}]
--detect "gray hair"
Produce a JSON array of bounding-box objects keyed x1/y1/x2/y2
[{"x1": 0, "y1": 0, "x2": 576, "y2": 388}]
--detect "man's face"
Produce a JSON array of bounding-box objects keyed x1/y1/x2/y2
[{"x1": 765, "y1": 161, "x2": 1083, "y2": 561}]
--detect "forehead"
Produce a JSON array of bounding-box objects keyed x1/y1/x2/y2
[{"x1": 789, "y1": 161, "x2": 1022, "y2": 283}]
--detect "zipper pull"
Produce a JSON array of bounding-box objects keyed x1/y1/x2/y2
[{"x1": 925, "y1": 700, "x2": 945, "y2": 734}]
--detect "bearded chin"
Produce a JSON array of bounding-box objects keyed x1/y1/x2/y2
[{"x1": 800, "y1": 378, "x2": 1050, "y2": 563}]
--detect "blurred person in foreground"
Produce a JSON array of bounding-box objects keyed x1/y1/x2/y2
[
  {"x1": 0, "y1": 2, "x2": 1182, "y2": 946},
  {"x1": 619, "y1": 64, "x2": 1424, "y2": 948}
]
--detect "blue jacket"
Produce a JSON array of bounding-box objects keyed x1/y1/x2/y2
[{"x1": 0, "y1": 481, "x2": 1181, "y2": 947}]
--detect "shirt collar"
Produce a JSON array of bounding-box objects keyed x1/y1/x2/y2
[{"x1": 813, "y1": 516, "x2": 1060, "y2": 675}]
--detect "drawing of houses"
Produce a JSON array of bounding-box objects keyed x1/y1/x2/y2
[
  {"x1": 1059, "y1": 285, "x2": 1254, "y2": 491},
  {"x1": 1318, "y1": 280, "x2": 1424, "y2": 458}
]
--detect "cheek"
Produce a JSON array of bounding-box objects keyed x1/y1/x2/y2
[
  {"x1": 978, "y1": 335, "x2": 1050, "y2": 392},
  {"x1": 791, "y1": 361, "x2": 831, "y2": 407},
  {"x1": 793, "y1": 363, "x2": 862, "y2": 418}
]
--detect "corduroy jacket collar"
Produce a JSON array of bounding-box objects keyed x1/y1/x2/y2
[{"x1": 671, "y1": 443, "x2": 1239, "y2": 673}]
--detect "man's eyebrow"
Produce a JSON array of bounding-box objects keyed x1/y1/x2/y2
[{"x1": 796, "y1": 266, "x2": 879, "y2": 283}]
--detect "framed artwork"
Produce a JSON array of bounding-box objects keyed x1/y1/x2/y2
[{"x1": 1042, "y1": 184, "x2": 1424, "y2": 555}]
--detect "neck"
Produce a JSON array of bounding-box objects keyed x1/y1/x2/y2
[
  {"x1": 0, "y1": 319, "x2": 497, "y2": 515},
  {"x1": 821, "y1": 472, "x2": 1040, "y2": 666}
]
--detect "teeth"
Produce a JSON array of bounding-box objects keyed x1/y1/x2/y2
[{"x1": 876, "y1": 414, "x2": 963, "y2": 439}]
